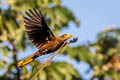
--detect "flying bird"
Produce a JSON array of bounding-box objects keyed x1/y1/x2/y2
[{"x1": 17, "y1": 8, "x2": 77, "y2": 68}]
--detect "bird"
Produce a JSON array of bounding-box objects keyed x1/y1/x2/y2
[{"x1": 17, "y1": 8, "x2": 77, "y2": 68}]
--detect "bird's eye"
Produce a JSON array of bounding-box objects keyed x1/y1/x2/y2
[
  {"x1": 62, "y1": 34, "x2": 67, "y2": 37},
  {"x1": 64, "y1": 34, "x2": 67, "y2": 36}
]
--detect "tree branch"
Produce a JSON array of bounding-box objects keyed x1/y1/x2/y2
[{"x1": 12, "y1": 41, "x2": 21, "y2": 80}]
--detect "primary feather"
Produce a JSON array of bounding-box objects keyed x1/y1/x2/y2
[{"x1": 24, "y1": 8, "x2": 55, "y2": 48}]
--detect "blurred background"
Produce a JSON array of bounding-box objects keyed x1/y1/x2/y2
[{"x1": 1, "y1": 0, "x2": 120, "y2": 80}]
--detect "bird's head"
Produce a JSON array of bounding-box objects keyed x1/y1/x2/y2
[{"x1": 58, "y1": 34, "x2": 73, "y2": 41}]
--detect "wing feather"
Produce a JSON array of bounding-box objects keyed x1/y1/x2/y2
[{"x1": 24, "y1": 8, "x2": 55, "y2": 48}]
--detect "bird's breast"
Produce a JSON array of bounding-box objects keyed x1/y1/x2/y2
[{"x1": 39, "y1": 40, "x2": 65, "y2": 55}]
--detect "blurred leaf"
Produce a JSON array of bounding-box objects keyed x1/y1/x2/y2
[
  {"x1": 1, "y1": 47, "x2": 8, "y2": 57},
  {"x1": 15, "y1": 29, "x2": 26, "y2": 50},
  {"x1": 63, "y1": 46, "x2": 91, "y2": 62},
  {"x1": 30, "y1": 62, "x2": 81, "y2": 80},
  {"x1": 53, "y1": 0, "x2": 61, "y2": 5}
]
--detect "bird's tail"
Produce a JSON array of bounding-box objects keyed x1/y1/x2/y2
[{"x1": 17, "y1": 51, "x2": 41, "y2": 68}]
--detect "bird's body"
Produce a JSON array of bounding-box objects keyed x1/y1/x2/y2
[
  {"x1": 17, "y1": 8, "x2": 75, "y2": 68},
  {"x1": 18, "y1": 35, "x2": 69, "y2": 68}
]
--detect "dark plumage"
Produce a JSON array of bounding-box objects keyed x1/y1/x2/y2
[{"x1": 24, "y1": 8, "x2": 55, "y2": 48}]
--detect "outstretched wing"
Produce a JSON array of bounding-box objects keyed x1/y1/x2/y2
[{"x1": 24, "y1": 8, "x2": 55, "y2": 48}]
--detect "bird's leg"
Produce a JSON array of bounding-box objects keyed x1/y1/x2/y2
[{"x1": 68, "y1": 37, "x2": 78, "y2": 44}]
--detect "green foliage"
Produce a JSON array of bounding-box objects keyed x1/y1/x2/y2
[
  {"x1": 0, "y1": 0, "x2": 80, "y2": 80},
  {"x1": 28, "y1": 61, "x2": 81, "y2": 80},
  {"x1": 90, "y1": 28, "x2": 120, "y2": 80}
]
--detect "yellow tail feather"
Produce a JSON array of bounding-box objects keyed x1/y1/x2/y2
[{"x1": 17, "y1": 55, "x2": 34, "y2": 68}]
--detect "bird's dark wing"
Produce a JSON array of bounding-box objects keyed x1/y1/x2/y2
[{"x1": 24, "y1": 8, "x2": 55, "y2": 48}]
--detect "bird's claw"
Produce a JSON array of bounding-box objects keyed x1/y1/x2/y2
[{"x1": 68, "y1": 37, "x2": 78, "y2": 44}]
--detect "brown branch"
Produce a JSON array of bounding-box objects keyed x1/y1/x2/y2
[
  {"x1": 30, "y1": 51, "x2": 56, "y2": 80},
  {"x1": 12, "y1": 41, "x2": 21, "y2": 80}
]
